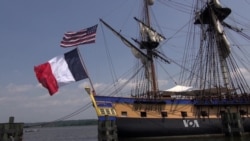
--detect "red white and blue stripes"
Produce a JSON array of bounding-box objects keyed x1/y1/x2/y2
[
  {"x1": 34, "y1": 49, "x2": 88, "y2": 95},
  {"x1": 60, "y1": 25, "x2": 98, "y2": 47}
]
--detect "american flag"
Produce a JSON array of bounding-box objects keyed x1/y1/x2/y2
[{"x1": 60, "y1": 24, "x2": 98, "y2": 47}]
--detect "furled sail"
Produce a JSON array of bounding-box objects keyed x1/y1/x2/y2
[
  {"x1": 134, "y1": 17, "x2": 166, "y2": 49},
  {"x1": 139, "y1": 23, "x2": 165, "y2": 43}
]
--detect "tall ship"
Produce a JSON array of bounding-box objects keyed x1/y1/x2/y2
[
  {"x1": 70, "y1": 0, "x2": 250, "y2": 139},
  {"x1": 81, "y1": 0, "x2": 250, "y2": 137},
  {"x1": 83, "y1": 0, "x2": 250, "y2": 138}
]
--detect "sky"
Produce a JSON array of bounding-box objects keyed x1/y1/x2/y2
[{"x1": 1, "y1": 0, "x2": 250, "y2": 123}]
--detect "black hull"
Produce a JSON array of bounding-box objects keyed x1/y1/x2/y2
[
  {"x1": 115, "y1": 117, "x2": 250, "y2": 138},
  {"x1": 94, "y1": 96, "x2": 250, "y2": 138}
]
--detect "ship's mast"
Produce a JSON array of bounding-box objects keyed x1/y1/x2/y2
[
  {"x1": 100, "y1": 0, "x2": 165, "y2": 98},
  {"x1": 194, "y1": 0, "x2": 231, "y2": 90},
  {"x1": 211, "y1": 8, "x2": 230, "y2": 88},
  {"x1": 141, "y1": 0, "x2": 159, "y2": 97}
]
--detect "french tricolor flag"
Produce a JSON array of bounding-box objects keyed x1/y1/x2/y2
[{"x1": 34, "y1": 48, "x2": 88, "y2": 95}]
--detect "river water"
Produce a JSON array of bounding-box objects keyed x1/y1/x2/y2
[{"x1": 23, "y1": 125, "x2": 249, "y2": 141}]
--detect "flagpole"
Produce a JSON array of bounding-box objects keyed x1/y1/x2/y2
[
  {"x1": 75, "y1": 46, "x2": 101, "y2": 117},
  {"x1": 76, "y1": 47, "x2": 96, "y2": 95}
]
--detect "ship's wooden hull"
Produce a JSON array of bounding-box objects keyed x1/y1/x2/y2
[
  {"x1": 116, "y1": 117, "x2": 250, "y2": 138},
  {"x1": 94, "y1": 95, "x2": 250, "y2": 138}
]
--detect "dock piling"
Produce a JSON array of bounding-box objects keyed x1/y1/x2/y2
[
  {"x1": 0, "y1": 117, "x2": 24, "y2": 141},
  {"x1": 98, "y1": 116, "x2": 118, "y2": 141},
  {"x1": 221, "y1": 108, "x2": 244, "y2": 136}
]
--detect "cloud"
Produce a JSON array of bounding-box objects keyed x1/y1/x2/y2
[
  {"x1": 158, "y1": 79, "x2": 169, "y2": 90},
  {"x1": 78, "y1": 81, "x2": 110, "y2": 93},
  {"x1": 117, "y1": 78, "x2": 169, "y2": 90},
  {"x1": 6, "y1": 83, "x2": 34, "y2": 94},
  {"x1": 0, "y1": 82, "x2": 96, "y2": 123},
  {"x1": 237, "y1": 67, "x2": 250, "y2": 81},
  {"x1": 77, "y1": 78, "x2": 170, "y2": 96}
]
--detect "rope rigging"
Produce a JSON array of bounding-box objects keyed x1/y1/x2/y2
[{"x1": 30, "y1": 0, "x2": 250, "y2": 127}]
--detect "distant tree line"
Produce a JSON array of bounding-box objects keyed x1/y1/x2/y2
[{"x1": 24, "y1": 119, "x2": 97, "y2": 128}]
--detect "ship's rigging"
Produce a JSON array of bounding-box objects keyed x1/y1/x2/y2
[
  {"x1": 98, "y1": 0, "x2": 250, "y2": 100},
  {"x1": 30, "y1": 0, "x2": 250, "y2": 128},
  {"x1": 178, "y1": 0, "x2": 250, "y2": 97},
  {"x1": 100, "y1": 0, "x2": 170, "y2": 99}
]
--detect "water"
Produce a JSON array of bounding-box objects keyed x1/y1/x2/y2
[
  {"x1": 23, "y1": 125, "x2": 249, "y2": 141},
  {"x1": 23, "y1": 126, "x2": 97, "y2": 141}
]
